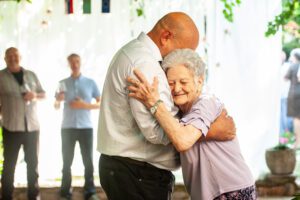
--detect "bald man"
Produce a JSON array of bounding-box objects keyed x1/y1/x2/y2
[
  {"x1": 97, "y1": 12, "x2": 235, "y2": 200},
  {"x1": 0, "y1": 47, "x2": 45, "y2": 200}
]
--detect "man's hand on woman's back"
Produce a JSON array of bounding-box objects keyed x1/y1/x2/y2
[{"x1": 204, "y1": 109, "x2": 236, "y2": 141}]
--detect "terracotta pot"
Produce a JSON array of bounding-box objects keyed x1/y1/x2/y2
[{"x1": 265, "y1": 148, "x2": 296, "y2": 175}]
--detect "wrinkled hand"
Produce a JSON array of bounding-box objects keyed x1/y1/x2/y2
[
  {"x1": 126, "y1": 69, "x2": 160, "y2": 109},
  {"x1": 206, "y1": 109, "x2": 236, "y2": 141},
  {"x1": 23, "y1": 91, "x2": 36, "y2": 101},
  {"x1": 69, "y1": 97, "x2": 87, "y2": 109},
  {"x1": 56, "y1": 92, "x2": 65, "y2": 102}
]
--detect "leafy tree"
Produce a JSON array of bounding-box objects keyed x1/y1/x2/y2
[{"x1": 266, "y1": 0, "x2": 300, "y2": 37}]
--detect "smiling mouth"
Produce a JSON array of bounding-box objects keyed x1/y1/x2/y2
[{"x1": 173, "y1": 94, "x2": 186, "y2": 97}]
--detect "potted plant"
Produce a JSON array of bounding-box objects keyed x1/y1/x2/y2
[{"x1": 265, "y1": 132, "x2": 296, "y2": 175}]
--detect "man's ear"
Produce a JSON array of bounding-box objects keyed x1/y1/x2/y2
[{"x1": 160, "y1": 30, "x2": 173, "y2": 46}]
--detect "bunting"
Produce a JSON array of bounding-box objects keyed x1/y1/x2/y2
[
  {"x1": 102, "y1": 0, "x2": 110, "y2": 13},
  {"x1": 83, "y1": 0, "x2": 92, "y2": 14},
  {"x1": 65, "y1": 0, "x2": 74, "y2": 14}
]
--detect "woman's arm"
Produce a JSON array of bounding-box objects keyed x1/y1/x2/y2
[
  {"x1": 153, "y1": 102, "x2": 202, "y2": 152},
  {"x1": 127, "y1": 69, "x2": 202, "y2": 152}
]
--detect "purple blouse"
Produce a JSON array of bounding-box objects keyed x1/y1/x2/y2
[{"x1": 180, "y1": 93, "x2": 254, "y2": 200}]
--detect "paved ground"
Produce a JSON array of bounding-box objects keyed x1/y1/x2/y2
[{"x1": 10, "y1": 186, "x2": 295, "y2": 200}]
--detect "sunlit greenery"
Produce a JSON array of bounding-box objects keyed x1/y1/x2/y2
[
  {"x1": 266, "y1": 0, "x2": 300, "y2": 37},
  {"x1": 220, "y1": 0, "x2": 241, "y2": 22},
  {"x1": 16, "y1": 0, "x2": 32, "y2": 3}
]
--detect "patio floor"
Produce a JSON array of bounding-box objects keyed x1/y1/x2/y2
[{"x1": 9, "y1": 186, "x2": 294, "y2": 200}]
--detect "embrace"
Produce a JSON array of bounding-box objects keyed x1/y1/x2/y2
[{"x1": 98, "y1": 12, "x2": 255, "y2": 200}]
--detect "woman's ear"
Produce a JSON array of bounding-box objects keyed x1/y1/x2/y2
[
  {"x1": 196, "y1": 75, "x2": 204, "y2": 92},
  {"x1": 198, "y1": 75, "x2": 204, "y2": 85}
]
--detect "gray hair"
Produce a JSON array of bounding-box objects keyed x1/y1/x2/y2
[
  {"x1": 290, "y1": 48, "x2": 300, "y2": 62},
  {"x1": 161, "y1": 49, "x2": 206, "y2": 77}
]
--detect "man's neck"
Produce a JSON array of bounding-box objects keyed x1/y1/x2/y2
[
  {"x1": 71, "y1": 72, "x2": 81, "y2": 79},
  {"x1": 7, "y1": 66, "x2": 21, "y2": 73},
  {"x1": 147, "y1": 31, "x2": 165, "y2": 57}
]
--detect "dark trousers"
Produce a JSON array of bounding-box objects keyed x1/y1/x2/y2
[
  {"x1": 61, "y1": 128, "x2": 96, "y2": 200},
  {"x1": 1, "y1": 127, "x2": 39, "y2": 200},
  {"x1": 99, "y1": 154, "x2": 175, "y2": 200}
]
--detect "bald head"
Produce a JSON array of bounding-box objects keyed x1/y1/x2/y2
[
  {"x1": 148, "y1": 12, "x2": 199, "y2": 57},
  {"x1": 5, "y1": 47, "x2": 21, "y2": 72}
]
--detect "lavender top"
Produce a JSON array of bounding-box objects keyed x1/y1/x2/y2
[{"x1": 180, "y1": 93, "x2": 254, "y2": 200}]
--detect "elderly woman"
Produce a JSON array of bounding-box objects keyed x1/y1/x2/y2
[{"x1": 127, "y1": 49, "x2": 255, "y2": 200}]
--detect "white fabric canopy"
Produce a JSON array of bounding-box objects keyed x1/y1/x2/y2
[
  {"x1": 0, "y1": 0, "x2": 281, "y2": 184},
  {"x1": 206, "y1": 0, "x2": 281, "y2": 177}
]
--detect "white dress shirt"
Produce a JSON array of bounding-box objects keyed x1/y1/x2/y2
[{"x1": 97, "y1": 32, "x2": 180, "y2": 170}]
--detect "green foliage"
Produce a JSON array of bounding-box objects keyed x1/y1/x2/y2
[
  {"x1": 136, "y1": 8, "x2": 143, "y2": 17},
  {"x1": 16, "y1": 0, "x2": 32, "y2": 3},
  {"x1": 277, "y1": 130, "x2": 295, "y2": 150},
  {"x1": 292, "y1": 193, "x2": 300, "y2": 200},
  {"x1": 266, "y1": 0, "x2": 300, "y2": 37},
  {"x1": 273, "y1": 143, "x2": 291, "y2": 150},
  {"x1": 133, "y1": 0, "x2": 241, "y2": 21},
  {"x1": 283, "y1": 38, "x2": 300, "y2": 57},
  {"x1": 220, "y1": 0, "x2": 241, "y2": 23},
  {"x1": 134, "y1": 0, "x2": 145, "y2": 17}
]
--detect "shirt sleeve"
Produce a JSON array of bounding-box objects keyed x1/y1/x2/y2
[
  {"x1": 92, "y1": 80, "x2": 101, "y2": 98},
  {"x1": 180, "y1": 95, "x2": 223, "y2": 136},
  {"x1": 31, "y1": 72, "x2": 45, "y2": 93},
  {"x1": 285, "y1": 65, "x2": 293, "y2": 80},
  {"x1": 128, "y1": 60, "x2": 177, "y2": 145}
]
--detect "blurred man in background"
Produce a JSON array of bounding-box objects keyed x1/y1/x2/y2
[
  {"x1": 55, "y1": 54, "x2": 101, "y2": 200},
  {"x1": 286, "y1": 49, "x2": 300, "y2": 149},
  {"x1": 0, "y1": 47, "x2": 45, "y2": 200}
]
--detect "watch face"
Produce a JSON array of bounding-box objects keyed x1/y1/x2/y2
[{"x1": 150, "y1": 106, "x2": 155, "y2": 114}]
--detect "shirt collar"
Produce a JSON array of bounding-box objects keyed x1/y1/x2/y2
[
  {"x1": 70, "y1": 73, "x2": 83, "y2": 80},
  {"x1": 5, "y1": 66, "x2": 25, "y2": 74},
  {"x1": 137, "y1": 32, "x2": 162, "y2": 62}
]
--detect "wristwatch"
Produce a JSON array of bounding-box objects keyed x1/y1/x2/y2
[{"x1": 150, "y1": 99, "x2": 163, "y2": 115}]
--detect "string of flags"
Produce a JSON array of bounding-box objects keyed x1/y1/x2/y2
[{"x1": 65, "y1": 0, "x2": 110, "y2": 14}]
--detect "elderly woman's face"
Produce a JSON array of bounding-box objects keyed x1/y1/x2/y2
[{"x1": 167, "y1": 64, "x2": 202, "y2": 107}]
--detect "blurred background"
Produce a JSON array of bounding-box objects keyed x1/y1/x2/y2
[{"x1": 0, "y1": 0, "x2": 299, "y2": 199}]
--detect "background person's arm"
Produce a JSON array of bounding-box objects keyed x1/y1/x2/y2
[
  {"x1": 69, "y1": 97, "x2": 101, "y2": 110},
  {"x1": 285, "y1": 64, "x2": 293, "y2": 80},
  {"x1": 69, "y1": 80, "x2": 101, "y2": 110},
  {"x1": 24, "y1": 72, "x2": 46, "y2": 101}
]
